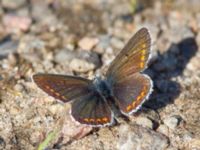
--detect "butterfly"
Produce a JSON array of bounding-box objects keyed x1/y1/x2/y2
[{"x1": 33, "y1": 27, "x2": 153, "y2": 127}]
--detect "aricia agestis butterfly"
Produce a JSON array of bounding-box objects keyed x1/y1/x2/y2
[{"x1": 33, "y1": 27, "x2": 153, "y2": 127}]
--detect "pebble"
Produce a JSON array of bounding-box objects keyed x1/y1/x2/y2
[
  {"x1": 69, "y1": 58, "x2": 95, "y2": 73},
  {"x1": 3, "y1": 14, "x2": 32, "y2": 33},
  {"x1": 157, "y1": 124, "x2": 169, "y2": 136},
  {"x1": 135, "y1": 117, "x2": 153, "y2": 129},
  {"x1": 0, "y1": 136, "x2": 5, "y2": 149},
  {"x1": 54, "y1": 49, "x2": 75, "y2": 64},
  {"x1": 2, "y1": 0, "x2": 26, "y2": 9},
  {"x1": 110, "y1": 37, "x2": 124, "y2": 50},
  {"x1": 77, "y1": 51, "x2": 101, "y2": 68},
  {"x1": 48, "y1": 104, "x2": 64, "y2": 115},
  {"x1": 42, "y1": 60, "x2": 54, "y2": 71},
  {"x1": 94, "y1": 35, "x2": 111, "y2": 54},
  {"x1": 61, "y1": 111, "x2": 93, "y2": 140},
  {"x1": 14, "y1": 83, "x2": 25, "y2": 93},
  {"x1": 118, "y1": 124, "x2": 169, "y2": 150},
  {"x1": 0, "y1": 39, "x2": 18, "y2": 58},
  {"x1": 163, "y1": 116, "x2": 180, "y2": 130},
  {"x1": 78, "y1": 37, "x2": 99, "y2": 51},
  {"x1": 169, "y1": 26, "x2": 195, "y2": 43}
]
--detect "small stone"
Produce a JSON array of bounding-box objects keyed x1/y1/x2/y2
[
  {"x1": 110, "y1": 37, "x2": 124, "y2": 50},
  {"x1": 3, "y1": 14, "x2": 32, "y2": 33},
  {"x1": 168, "y1": 26, "x2": 195, "y2": 43},
  {"x1": 61, "y1": 111, "x2": 93, "y2": 141},
  {"x1": 10, "y1": 106, "x2": 20, "y2": 115},
  {"x1": 42, "y1": 60, "x2": 54, "y2": 71},
  {"x1": 69, "y1": 58, "x2": 95, "y2": 73},
  {"x1": 55, "y1": 49, "x2": 75, "y2": 64},
  {"x1": 0, "y1": 136, "x2": 6, "y2": 150},
  {"x1": 135, "y1": 117, "x2": 153, "y2": 129},
  {"x1": 2, "y1": 0, "x2": 26, "y2": 9},
  {"x1": 0, "y1": 38, "x2": 18, "y2": 57},
  {"x1": 163, "y1": 116, "x2": 181, "y2": 130},
  {"x1": 118, "y1": 124, "x2": 169, "y2": 150},
  {"x1": 77, "y1": 51, "x2": 101, "y2": 68},
  {"x1": 14, "y1": 83, "x2": 25, "y2": 93},
  {"x1": 157, "y1": 124, "x2": 169, "y2": 136},
  {"x1": 188, "y1": 139, "x2": 200, "y2": 149},
  {"x1": 29, "y1": 131, "x2": 43, "y2": 145},
  {"x1": 49, "y1": 104, "x2": 64, "y2": 115},
  {"x1": 93, "y1": 35, "x2": 111, "y2": 54},
  {"x1": 78, "y1": 37, "x2": 99, "y2": 50}
]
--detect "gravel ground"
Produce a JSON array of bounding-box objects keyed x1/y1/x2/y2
[{"x1": 0, "y1": 0, "x2": 200, "y2": 150}]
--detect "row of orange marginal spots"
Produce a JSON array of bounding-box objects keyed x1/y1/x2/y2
[
  {"x1": 44, "y1": 84, "x2": 110, "y2": 124},
  {"x1": 44, "y1": 85, "x2": 67, "y2": 100},
  {"x1": 139, "y1": 43, "x2": 147, "y2": 69},
  {"x1": 126, "y1": 85, "x2": 147, "y2": 112},
  {"x1": 125, "y1": 43, "x2": 147, "y2": 112},
  {"x1": 83, "y1": 117, "x2": 109, "y2": 123}
]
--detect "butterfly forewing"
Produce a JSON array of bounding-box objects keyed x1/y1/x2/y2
[
  {"x1": 106, "y1": 28, "x2": 151, "y2": 81},
  {"x1": 33, "y1": 74, "x2": 92, "y2": 102}
]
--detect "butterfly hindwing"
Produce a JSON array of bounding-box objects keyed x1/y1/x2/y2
[
  {"x1": 112, "y1": 73, "x2": 152, "y2": 114},
  {"x1": 71, "y1": 91, "x2": 113, "y2": 126}
]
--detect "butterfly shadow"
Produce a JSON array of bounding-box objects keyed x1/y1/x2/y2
[{"x1": 142, "y1": 37, "x2": 198, "y2": 113}]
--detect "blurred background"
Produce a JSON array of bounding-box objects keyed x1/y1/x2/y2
[{"x1": 0, "y1": 0, "x2": 200, "y2": 149}]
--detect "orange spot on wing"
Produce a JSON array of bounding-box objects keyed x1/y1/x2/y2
[
  {"x1": 141, "y1": 91, "x2": 145, "y2": 97},
  {"x1": 96, "y1": 119, "x2": 101, "y2": 122},
  {"x1": 45, "y1": 86, "x2": 50, "y2": 89},
  {"x1": 89, "y1": 119, "x2": 95, "y2": 122},
  {"x1": 137, "y1": 95, "x2": 141, "y2": 101},
  {"x1": 126, "y1": 105, "x2": 132, "y2": 111},
  {"x1": 141, "y1": 55, "x2": 145, "y2": 61},
  {"x1": 142, "y1": 44, "x2": 146, "y2": 48},
  {"x1": 141, "y1": 50, "x2": 146, "y2": 55},
  {"x1": 132, "y1": 101, "x2": 136, "y2": 108},
  {"x1": 102, "y1": 117, "x2": 108, "y2": 122},
  {"x1": 61, "y1": 96, "x2": 66, "y2": 99},
  {"x1": 84, "y1": 118, "x2": 89, "y2": 122},
  {"x1": 140, "y1": 62, "x2": 144, "y2": 68},
  {"x1": 50, "y1": 89, "x2": 55, "y2": 92},
  {"x1": 55, "y1": 92, "x2": 60, "y2": 96}
]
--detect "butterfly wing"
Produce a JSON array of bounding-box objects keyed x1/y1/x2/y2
[
  {"x1": 71, "y1": 90, "x2": 113, "y2": 126},
  {"x1": 106, "y1": 28, "x2": 153, "y2": 115},
  {"x1": 106, "y1": 28, "x2": 151, "y2": 80},
  {"x1": 33, "y1": 74, "x2": 113, "y2": 126},
  {"x1": 33, "y1": 74, "x2": 92, "y2": 102},
  {"x1": 112, "y1": 73, "x2": 152, "y2": 114}
]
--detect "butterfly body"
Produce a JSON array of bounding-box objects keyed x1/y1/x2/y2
[
  {"x1": 33, "y1": 28, "x2": 153, "y2": 127},
  {"x1": 93, "y1": 77, "x2": 112, "y2": 99}
]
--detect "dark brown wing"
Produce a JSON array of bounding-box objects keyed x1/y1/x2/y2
[
  {"x1": 33, "y1": 74, "x2": 92, "y2": 102},
  {"x1": 71, "y1": 91, "x2": 113, "y2": 127},
  {"x1": 33, "y1": 74, "x2": 114, "y2": 126},
  {"x1": 112, "y1": 73, "x2": 153, "y2": 114},
  {"x1": 105, "y1": 28, "x2": 153, "y2": 114},
  {"x1": 106, "y1": 28, "x2": 151, "y2": 81}
]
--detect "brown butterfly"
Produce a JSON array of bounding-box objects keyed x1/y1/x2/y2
[{"x1": 33, "y1": 28, "x2": 153, "y2": 127}]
